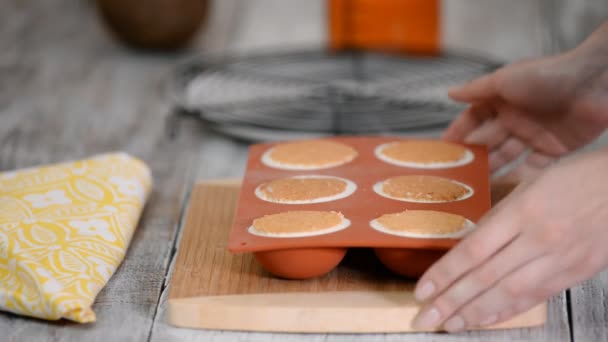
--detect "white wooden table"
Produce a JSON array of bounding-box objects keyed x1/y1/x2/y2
[{"x1": 1, "y1": 1, "x2": 607, "y2": 341}]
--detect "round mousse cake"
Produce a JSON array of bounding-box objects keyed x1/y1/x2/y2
[
  {"x1": 374, "y1": 175, "x2": 473, "y2": 203},
  {"x1": 370, "y1": 210, "x2": 474, "y2": 238},
  {"x1": 262, "y1": 140, "x2": 357, "y2": 170},
  {"x1": 249, "y1": 211, "x2": 350, "y2": 238},
  {"x1": 375, "y1": 140, "x2": 473, "y2": 168},
  {"x1": 255, "y1": 175, "x2": 356, "y2": 204}
]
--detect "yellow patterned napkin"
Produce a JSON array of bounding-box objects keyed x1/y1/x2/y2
[{"x1": 0, "y1": 153, "x2": 152, "y2": 323}]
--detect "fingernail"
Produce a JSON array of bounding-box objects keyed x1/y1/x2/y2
[
  {"x1": 443, "y1": 315, "x2": 465, "y2": 333},
  {"x1": 413, "y1": 307, "x2": 441, "y2": 330},
  {"x1": 415, "y1": 281, "x2": 436, "y2": 301},
  {"x1": 480, "y1": 314, "x2": 498, "y2": 326}
]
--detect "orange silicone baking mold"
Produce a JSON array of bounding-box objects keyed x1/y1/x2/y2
[
  {"x1": 227, "y1": 136, "x2": 490, "y2": 279},
  {"x1": 229, "y1": 136, "x2": 489, "y2": 251}
]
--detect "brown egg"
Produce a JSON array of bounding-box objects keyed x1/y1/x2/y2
[
  {"x1": 254, "y1": 247, "x2": 347, "y2": 280},
  {"x1": 374, "y1": 248, "x2": 447, "y2": 278}
]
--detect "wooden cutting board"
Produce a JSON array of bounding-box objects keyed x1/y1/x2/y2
[{"x1": 167, "y1": 180, "x2": 546, "y2": 333}]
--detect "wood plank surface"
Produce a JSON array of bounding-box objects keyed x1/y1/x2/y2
[
  {"x1": 166, "y1": 181, "x2": 546, "y2": 333},
  {"x1": 4, "y1": 0, "x2": 606, "y2": 340},
  {"x1": 549, "y1": 2, "x2": 608, "y2": 342},
  {"x1": 0, "y1": 1, "x2": 201, "y2": 341},
  {"x1": 570, "y1": 270, "x2": 608, "y2": 342},
  {"x1": 152, "y1": 179, "x2": 569, "y2": 341},
  {"x1": 150, "y1": 1, "x2": 577, "y2": 337}
]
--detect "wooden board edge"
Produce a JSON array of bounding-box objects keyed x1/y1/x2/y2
[{"x1": 167, "y1": 291, "x2": 546, "y2": 333}]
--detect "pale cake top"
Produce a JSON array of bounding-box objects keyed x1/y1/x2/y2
[
  {"x1": 375, "y1": 210, "x2": 467, "y2": 236},
  {"x1": 251, "y1": 211, "x2": 344, "y2": 235},
  {"x1": 265, "y1": 140, "x2": 357, "y2": 168},
  {"x1": 258, "y1": 177, "x2": 348, "y2": 202},
  {"x1": 381, "y1": 175, "x2": 470, "y2": 202},
  {"x1": 380, "y1": 140, "x2": 467, "y2": 164}
]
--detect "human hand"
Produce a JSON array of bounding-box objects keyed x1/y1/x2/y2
[
  {"x1": 444, "y1": 23, "x2": 608, "y2": 182},
  {"x1": 412, "y1": 148, "x2": 608, "y2": 332}
]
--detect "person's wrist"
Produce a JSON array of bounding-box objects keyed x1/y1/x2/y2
[
  {"x1": 562, "y1": 23, "x2": 608, "y2": 126},
  {"x1": 574, "y1": 21, "x2": 608, "y2": 56}
]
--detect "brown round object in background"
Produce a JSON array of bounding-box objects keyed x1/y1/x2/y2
[
  {"x1": 96, "y1": 0, "x2": 208, "y2": 50},
  {"x1": 250, "y1": 211, "x2": 349, "y2": 237},
  {"x1": 254, "y1": 248, "x2": 347, "y2": 279},
  {"x1": 376, "y1": 140, "x2": 473, "y2": 168},
  {"x1": 374, "y1": 248, "x2": 446, "y2": 278},
  {"x1": 371, "y1": 210, "x2": 473, "y2": 238},
  {"x1": 376, "y1": 175, "x2": 472, "y2": 202},
  {"x1": 262, "y1": 140, "x2": 357, "y2": 170},
  {"x1": 256, "y1": 176, "x2": 356, "y2": 204}
]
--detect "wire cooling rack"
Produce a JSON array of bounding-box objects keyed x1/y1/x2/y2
[{"x1": 167, "y1": 49, "x2": 499, "y2": 141}]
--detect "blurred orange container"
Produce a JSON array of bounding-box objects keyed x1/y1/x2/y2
[{"x1": 329, "y1": 0, "x2": 440, "y2": 55}]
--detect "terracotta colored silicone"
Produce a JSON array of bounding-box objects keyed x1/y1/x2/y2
[
  {"x1": 254, "y1": 248, "x2": 347, "y2": 279},
  {"x1": 228, "y1": 136, "x2": 490, "y2": 279},
  {"x1": 229, "y1": 137, "x2": 490, "y2": 252},
  {"x1": 373, "y1": 248, "x2": 446, "y2": 278}
]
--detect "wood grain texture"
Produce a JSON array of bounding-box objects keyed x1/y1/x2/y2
[
  {"x1": 570, "y1": 270, "x2": 608, "y2": 342},
  {"x1": 0, "y1": 0, "x2": 201, "y2": 340},
  {"x1": 152, "y1": 181, "x2": 564, "y2": 342},
  {"x1": 4, "y1": 0, "x2": 603, "y2": 340},
  {"x1": 550, "y1": 2, "x2": 608, "y2": 340},
  {"x1": 168, "y1": 180, "x2": 416, "y2": 296},
  {"x1": 166, "y1": 181, "x2": 546, "y2": 333}
]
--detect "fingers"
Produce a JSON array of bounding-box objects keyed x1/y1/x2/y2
[
  {"x1": 448, "y1": 73, "x2": 499, "y2": 103},
  {"x1": 488, "y1": 137, "x2": 527, "y2": 173},
  {"x1": 442, "y1": 105, "x2": 496, "y2": 142},
  {"x1": 444, "y1": 107, "x2": 526, "y2": 174},
  {"x1": 413, "y1": 202, "x2": 521, "y2": 305},
  {"x1": 463, "y1": 118, "x2": 509, "y2": 149},
  {"x1": 441, "y1": 254, "x2": 563, "y2": 332},
  {"x1": 442, "y1": 107, "x2": 482, "y2": 142},
  {"x1": 412, "y1": 234, "x2": 542, "y2": 331},
  {"x1": 416, "y1": 217, "x2": 595, "y2": 332},
  {"x1": 496, "y1": 152, "x2": 556, "y2": 184},
  {"x1": 524, "y1": 152, "x2": 555, "y2": 169},
  {"x1": 499, "y1": 110, "x2": 569, "y2": 156}
]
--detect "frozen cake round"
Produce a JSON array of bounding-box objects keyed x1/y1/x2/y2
[
  {"x1": 262, "y1": 140, "x2": 357, "y2": 170},
  {"x1": 374, "y1": 175, "x2": 473, "y2": 203},
  {"x1": 249, "y1": 211, "x2": 350, "y2": 238},
  {"x1": 375, "y1": 140, "x2": 473, "y2": 168},
  {"x1": 370, "y1": 210, "x2": 474, "y2": 238},
  {"x1": 255, "y1": 175, "x2": 356, "y2": 204}
]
